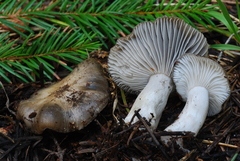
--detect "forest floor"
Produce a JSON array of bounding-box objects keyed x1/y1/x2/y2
[{"x1": 0, "y1": 1, "x2": 240, "y2": 161}]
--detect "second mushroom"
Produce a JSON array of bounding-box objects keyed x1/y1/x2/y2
[
  {"x1": 108, "y1": 17, "x2": 208, "y2": 129},
  {"x1": 163, "y1": 53, "x2": 230, "y2": 143}
]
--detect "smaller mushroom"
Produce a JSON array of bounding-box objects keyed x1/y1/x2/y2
[
  {"x1": 162, "y1": 53, "x2": 230, "y2": 148},
  {"x1": 17, "y1": 58, "x2": 109, "y2": 134}
]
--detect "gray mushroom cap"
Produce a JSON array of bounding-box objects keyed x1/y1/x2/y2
[
  {"x1": 173, "y1": 53, "x2": 230, "y2": 116},
  {"x1": 17, "y1": 58, "x2": 109, "y2": 134},
  {"x1": 108, "y1": 17, "x2": 208, "y2": 93}
]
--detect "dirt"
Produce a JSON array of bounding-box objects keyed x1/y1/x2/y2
[{"x1": 0, "y1": 3, "x2": 240, "y2": 161}]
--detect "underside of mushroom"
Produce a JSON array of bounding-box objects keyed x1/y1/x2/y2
[
  {"x1": 162, "y1": 53, "x2": 230, "y2": 149},
  {"x1": 108, "y1": 17, "x2": 208, "y2": 129},
  {"x1": 17, "y1": 58, "x2": 109, "y2": 134}
]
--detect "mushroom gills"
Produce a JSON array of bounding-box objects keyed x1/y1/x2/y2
[
  {"x1": 108, "y1": 17, "x2": 209, "y2": 130},
  {"x1": 161, "y1": 53, "x2": 230, "y2": 150},
  {"x1": 17, "y1": 58, "x2": 109, "y2": 134}
]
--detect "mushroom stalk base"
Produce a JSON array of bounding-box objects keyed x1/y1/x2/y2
[
  {"x1": 124, "y1": 74, "x2": 172, "y2": 130},
  {"x1": 164, "y1": 86, "x2": 209, "y2": 135},
  {"x1": 161, "y1": 86, "x2": 209, "y2": 151}
]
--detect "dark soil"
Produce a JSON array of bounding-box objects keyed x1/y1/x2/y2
[
  {"x1": 0, "y1": 3, "x2": 240, "y2": 161},
  {"x1": 0, "y1": 47, "x2": 239, "y2": 161}
]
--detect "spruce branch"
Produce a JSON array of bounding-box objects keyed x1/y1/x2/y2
[
  {"x1": 0, "y1": 0, "x2": 218, "y2": 46},
  {"x1": 1, "y1": 0, "x2": 239, "y2": 83},
  {"x1": 0, "y1": 28, "x2": 100, "y2": 83}
]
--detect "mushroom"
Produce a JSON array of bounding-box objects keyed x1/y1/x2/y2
[
  {"x1": 108, "y1": 17, "x2": 208, "y2": 129},
  {"x1": 17, "y1": 58, "x2": 109, "y2": 134},
  {"x1": 163, "y1": 53, "x2": 230, "y2": 146}
]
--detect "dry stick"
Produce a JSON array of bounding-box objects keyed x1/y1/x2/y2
[
  {"x1": 204, "y1": 120, "x2": 237, "y2": 154},
  {"x1": 219, "y1": 133, "x2": 230, "y2": 161},
  {"x1": 112, "y1": 93, "x2": 119, "y2": 124},
  {"x1": 202, "y1": 140, "x2": 239, "y2": 149},
  {"x1": 0, "y1": 128, "x2": 14, "y2": 143},
  {"x1": 154, "y1": 131, "x2": 194, "y2": 136},
  {"x1": 0, "y1": 140, "x2": 21, "y2": 160},
  {"x1": 129, "y1": 110, "x2": 140, "y2": 126},
  {"x1": 127, "y1": 125, "x2": 140, "y2": 146},
  {"x1": 132, "y1": 141, "x2": 149, "y2": 155},
  {"x1": 209, "y1": 54, "x2": 233, "y2": 63},
  {"x1": 230, "y1": 79, "x2": 239, "y2": 91},
  {"x1": 227, "y1": 63, "x2": 240, "y2": 75},
  {"x1": 179, "y1": 149, "x2": 196, "y2": 161},
  {"x1": 76, "y1": 148, "x2": 96, "y2": 154},
  {"x1": 114, "y1": 123, "x2": 139, "y2": 136},
  {"x1": 213, "y1": 110, "x2": 233, "y2": 134},
  {"x1": 130, "y1": 131, "x2": 194, "y2": 143},
  {"x1": 0, "y1": 135, "x2": 42, "y2": 159},
  {"x1": 134, "y1": 110, "x2": 171, "y2": 161},
  {"x1": 201, "y1": 107, "x2": 231, "y2": 131},
  {"x1": 232, "y1": 95, "x2": 240, "y2": 108},
  {"x1": 42, "y1": 137, "x2": 66, "y2": 161},
  {"x1": 95, "y1": 142, "x2": 120, "y2": 158},
  {"x1": 0, "y1": 81, "x2": 15, "y2": 115}
]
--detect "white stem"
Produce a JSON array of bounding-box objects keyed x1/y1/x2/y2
[
  {"x1": 124, "y1": 74, "x2": 172, "y2": 129},
  {"x1": 165, "y1": 86, "x2": 209, "y2": 136}
]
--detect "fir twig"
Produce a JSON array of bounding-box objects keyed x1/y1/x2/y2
[{"x1": 0, "y1": 28, "x2": 100, "y2": 83}]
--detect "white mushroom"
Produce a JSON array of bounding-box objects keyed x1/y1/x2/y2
[
  {"x1": 17, "y1": 58, "x2": 109, "y2": 134},
  {"x1": 108, "y1": 17, "x2": 208, "y2": 129},
  {"x1": 163, "y1": 53, "x2": 230, "y2": 147}
]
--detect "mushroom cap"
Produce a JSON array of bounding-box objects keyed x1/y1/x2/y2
[
  {"x1": 173, "y1": 53, "x2": 230, "y2": 116},
  {"x1": 17, "y1": 58, "x2": 109, "y2": 134},
  {"x1": 108, "y1": 17, "x2": 208, "y2": 93}
]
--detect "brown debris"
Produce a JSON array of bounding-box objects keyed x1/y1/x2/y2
[
  {"x1": 0, "y1": 42, "x2": 239, "y2": 160},
  {"x1": 0, "y1": 3, "x2": 240, "y2": 160}
]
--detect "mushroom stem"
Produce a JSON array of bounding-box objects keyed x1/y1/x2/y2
[
  {"x1": 124, "y1": 74, "x2": 172, "y2": 129},
  {"x1": 165, "y1": 86, "x2": 209, "y2": 135}
]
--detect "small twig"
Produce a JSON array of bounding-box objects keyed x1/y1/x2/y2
[
  {"x1": 227, "y1": 63, "x2": 240, "y2": 75},
  {"x1": 117, "y1": 30, "x2": 127, "y2": 37},
  {"x1": 128, "y1": 109, "x2": 139, "y2": 125},
  {"x1": 76, "y1": 148, "x2": 96, "y2": 154},
  {"x1": 209, "y1": 54, "x2": 233, "y2": 62},
  {"x1": 202, "y1": 140, "x2": 239, "y2": 149},
  {"x1": 0, "y1": 81, "x2": 15, "y2": 115},
  {"x1": 154, "y1": 131, "x2": 194, "y2": 137},
  {"x1": 204, "y1": 120, "x2": 237, "y2": 153},
  {"x1": 0, "y1": 127, "x2": 14, "y2": 143},
  {"x1": 201, "y1": 107, "x2": 231, "y2": 131},
  {"x1": 0, "y1": 140, "x2": 20, "y2": 160},
  {"x1": 179, "y1": 149, "x2": 196, "y2": 161},
  {"x1": 95, "y1": 142, "x2": 120, "y2": 158},
  {"x1": 114, "y1": 123, "x2": 139, "y2": 136},
  {"x1": 134, "y1": 110, "x2": 171, "y2": 161},
  {"x1": 42, "y1": 137, "x2": 66, "y2": 161},
  {"x1": 112, "y1": 93, "x2": 119, "y2": 124},
  {"x1": 213, "y1": 110, "x2": 233, "y2": 134},
  {"x1": 127, "y1": 125, "x2": 140, "y2": 146},
  {"x1": 134, "y1": 110, "x2": 157, "y2": 143},
  {"x1": 132, "y1": 141, "x2": 149, "y2": 155},
  {"x1": 230, "y1": 79, "x2": 239, "y2": 92}
]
